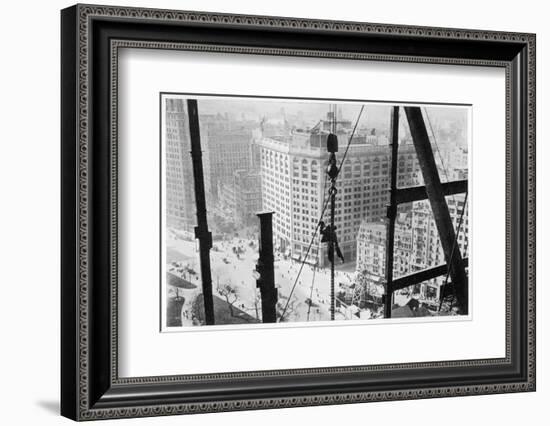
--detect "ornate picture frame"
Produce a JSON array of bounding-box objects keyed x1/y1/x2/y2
[{"x1": 61, "y1": 4, "x2": 535, "y2": 421}]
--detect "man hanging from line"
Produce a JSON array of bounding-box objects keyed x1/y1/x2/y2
[{"x1": 319, "y1": 221, "x2": 344, "y2": 264}]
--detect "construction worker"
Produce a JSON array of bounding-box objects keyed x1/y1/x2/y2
[{"x1": 319, "y1": 220, "x2": 344, "y2": 264}]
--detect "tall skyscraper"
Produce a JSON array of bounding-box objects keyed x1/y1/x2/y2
[
  {"x1": 256, "y1": 113, "x2": 421, "y2": 266},
  {"x1": 164, "y1": 99, "x2": 211, "y2": 232}
]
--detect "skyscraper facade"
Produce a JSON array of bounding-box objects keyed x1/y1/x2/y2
[
  {"x1": 256, "y1": 117, "x2": 421, "y2": 266},
  {"x1": 164, "y1": 99, "x2": 211, "y2": 232}
]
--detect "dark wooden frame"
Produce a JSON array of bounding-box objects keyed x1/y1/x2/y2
[{"x1": 61, "y1": 3, "x2": 536, "y2": 421}]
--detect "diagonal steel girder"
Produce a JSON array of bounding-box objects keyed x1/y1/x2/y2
[{"x1": 404, "y1": 107, "x2": 468, "y2": 314}]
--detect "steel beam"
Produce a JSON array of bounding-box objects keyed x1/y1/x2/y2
[
  {"x1": 404, "y1": 107, "x2": 468, "y2": 314},
  {"x1": 390, "y1": 258, "x2": 469, "y2": 293},
  {"x1": 187, "y1": 99, "x2": 215, "y2": 325},
  {"x1": 395, "y1": 180, "x2": 467, "y2": 204},
  {"x1": 384, "y1": 106, "x2": 400, "y2": 318}
]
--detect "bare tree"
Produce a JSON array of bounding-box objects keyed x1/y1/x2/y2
[
  {"x1": 218, "y1": 282, "x2": 240, "y2": 317},
  {"x1": 277, "y1": 294, "x2": 301, "y2": 322}
]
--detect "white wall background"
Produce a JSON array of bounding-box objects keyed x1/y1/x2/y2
[{"x1": 0, "y1": 0, "x2": 546, "y2": 424}]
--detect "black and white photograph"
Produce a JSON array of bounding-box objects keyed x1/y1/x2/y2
[
  {"x1": 54, "y1": 2, "x2": 536, "y2": 422},
  {"x1": 161, "y1": 95, "x2": 470, "y2": 329}
]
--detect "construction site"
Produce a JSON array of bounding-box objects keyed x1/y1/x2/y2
[{"x1": 162, "y1": 96, "x2": 470, "y2": 328}]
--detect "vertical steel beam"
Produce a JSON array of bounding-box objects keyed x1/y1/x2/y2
[
  {"x1": 329, "y1": 185, "x2": 336, "y2": 321},
  {"x1": 187, "y1": 99, "x2": 215, "y2": 325},
  {"x1": 327, "y1": 132, "x2": 339, "y2": 321},
  {"x1": 404, "y1": 107, "x2": 468, "y2": 314},
  {"x1": 256, "y1": 212, "x2": 277, "y2": 323},
  {"x1": 384, "y1": 106, "x2": 400, "y2": 319}
]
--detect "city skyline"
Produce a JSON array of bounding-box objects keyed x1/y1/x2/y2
[{"x1": 167, "y1": 95, "x2": 468, "y2": 150}]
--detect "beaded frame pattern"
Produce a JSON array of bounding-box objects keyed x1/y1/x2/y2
[{"x1": 74, "y1": 4, "x2": 535, "y2": 420}]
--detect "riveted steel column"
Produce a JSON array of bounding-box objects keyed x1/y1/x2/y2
[
  {"x1": 187, "y1": 99, "x2": 215, "y2": 325},
  {"x1": 256, "y1": 211, "x2": 277, "y2": 323},
  {"x1": 326, "y1": 133, "x2": 339, "y2": 321}
]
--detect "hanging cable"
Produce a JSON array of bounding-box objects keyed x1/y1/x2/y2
[
  {"x1": 423, "y1": 108, "x2": 451, "y2": 180},
  {"x1": 423, "y1": 108, "x2": 457, "y2": 206},
  {"x1": 306, "y1": 263, "x2": 317, "y2": 321},
  {"x1": 438, "y1": 191, "x2": 469, "y2": 312},
  {"x1": 307, "y1": 173, "x2": 328, "y2": 321},
  {"x1": 279, "y1": 105, "x2": 365, "y2": 321}
]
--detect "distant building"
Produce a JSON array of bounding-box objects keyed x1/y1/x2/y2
[
  {"x1": 256, "y1": 112, "x2": 421, "y2": 265},
  {"x1": 234, "y1": 170, "x2": 262, "y2": 224},
  {"x1": 355, "y1": 194, "x2": 469, "y2": 304},
  {"x1": 218, "y1": 169, "x2": 262, "y2": 226},
  {"x1": 410, "y1": 194, "x2": 469, "y2": 300},
  {"x1": 412, "y1": 194, "x2": 469, "y2": 270},
  {"x1": 356, "y1": 219, "x2": 414, "y2": 278},
  {"x1": 410, "y1": 165, "x2": 469, "y2": 299},
  {"x1": 260, "y1": 116, "x2": 291, "y2": 139},
  {"x1": 201, "y1": 115, "x2": 256, "y2": 197},
  {"x1": 447, "y1": 145, "x2": 468, "y2": 171}
]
